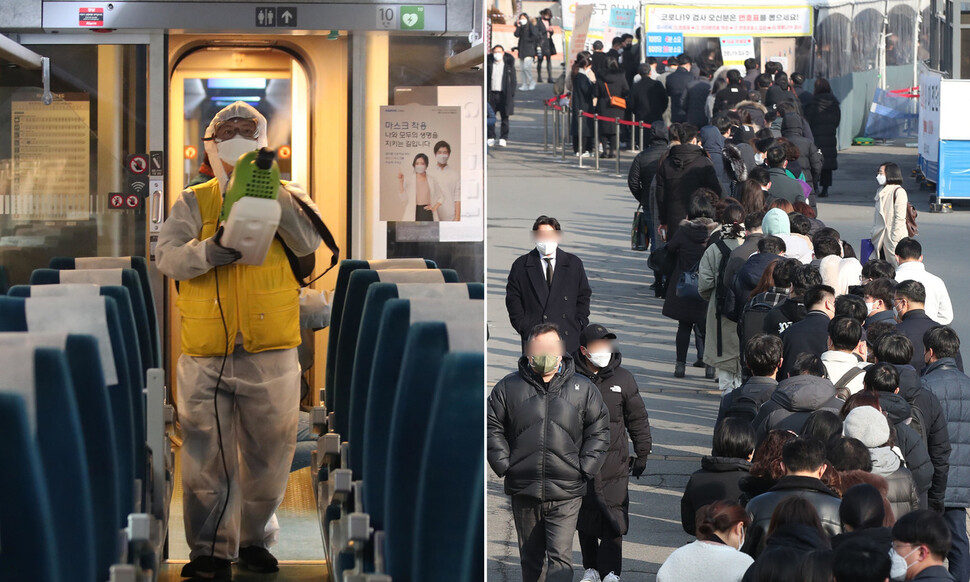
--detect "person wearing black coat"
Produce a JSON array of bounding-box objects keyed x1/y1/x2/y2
[
  {"x1": 872, "y1": 390, "x2": 935, "y2": 508},
  {"x1": 513, "y1": 14, "x2": 540, "y2": 90},
  {"x1": 570, "y1": 56, "x2": 597, "y2": 156},
  {"x1": 487, "y1": 47, "x2": 516, "y2": 144},
  {"x1": 590, "y1": 42, "x2": 608, "y2": 77},
  {"x1": 595, "y1": 58, "x2": 629, "y2": 158},
  {"x1": 779, "y1": 286, "x2": 836, "y2": 378},
  {"x1": 922, "y1": 327, "x2": 970, "y2": 582},
  {"x1": 780, "y1": 112, "x2": 823, "y2": 189},
  {"x1": 665, "y1": 61, "x2": 694, "y2": 122},
  {"x1": 897, "y1": 307, "x2": 965, "y2": 372},
  {"x1": 713, "y1": 71, "x2": 748, "y2": 117},
  {"x1": 663, "y1": 205, "x2": 719, "y2": 377},
  {"x1": 487, "y1": 330, "x2": 610, "y2": 582},
  {"x1": 683, "y1": 74, "x2": 712, "y2": 128},
  {"x1": 534, "y1": 10, "x2": 557, "y2": 83},
  {"x1": 626, "y1": 65, "x2": 668, "y2": 126},
  {"x1": 655, "y1": 130, "x2": 722, "y2": 240},
  {"x1": 681, "y1": 418, "x2": 755, "y2": 535},
  {"x1": 742, "y1": 439, "x2": 842, "y2": 558},
  {"x1": 724, "y1": 250, "x2": 783, "y2": 323},
  {"x1": 741, "y1": 524, "x2": 831, "y2": 581},
  {"x1": 505, "y1": 216, "x2": 592, "y2": 354},
  {"x1": 804, "y1": 78, "x2": 841, "y2": 197},
  {"x1": 627, "y1": 123, "x2": 669, "y2": 251},
  {"x1": 574, "y1": 324, "x2": 652, "y2": 580}
]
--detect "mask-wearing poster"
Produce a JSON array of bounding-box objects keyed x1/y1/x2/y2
[{"x1": 380, "y1": 105, "x2": 461, "y2": 224}]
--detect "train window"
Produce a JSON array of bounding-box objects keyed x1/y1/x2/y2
[{"x1": 0, "y1": 44, "x2": 148, "y2": 285}]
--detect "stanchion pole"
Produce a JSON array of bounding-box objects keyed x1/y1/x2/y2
[
  {"x1": 615, "y1": 117, "x2": 621, "y2": 176},
  {"x1": 543, "y1": 104, "x2": 549, "y2": 151},
  {"x1": 578, "y1": 112, "x2": 584, "y2": 168},
  {"x1": 552, "y1": 106, "x2": 560, "y2": 155},
  {"x1": 639, "y1": 121, "x2": 645, "y2": 154},
  {"x1": 561, "y1": 106, "x2": 568, "y2": 162},
  {"x1": 593, "y1": 113, "x2": 600, "y2": 172}
]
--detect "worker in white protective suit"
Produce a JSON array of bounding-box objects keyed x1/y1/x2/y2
[{"x1": 156, "y1": 101, "x2": 322, "y2": 580}]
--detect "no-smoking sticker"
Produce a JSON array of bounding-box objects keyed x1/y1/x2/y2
[
  {"x1": 109, "y1": 193, "x2": 124, "y2": 209},
  {"x1": 127, "y1": 154, "x2": 148, "y2": 175}
]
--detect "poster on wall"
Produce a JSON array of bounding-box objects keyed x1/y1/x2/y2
[
  {"x1": 602, "y1": 7, "x2": 637, "y2": 44},
  {"x1": 10, "y1": 95, "x2": 91, "y2": 220},
  {"x1": 719, "y1": 36, "x2": 755, "y2": 69},
  {"x1": 761, "y1": 37, "x2": 796, "y2": 71},
  {"x1": 645, "y1": 32, "x2": 684, "y2": 57},
  {"x1": 567, "y1": 5, "x2": 594, "y2": 68},
  {"x1": 379, "y1": 105, "x2": 462, "y2": 226},
  {"x1": 644, "y1": 5, "x2": 813, "y2": 37}
]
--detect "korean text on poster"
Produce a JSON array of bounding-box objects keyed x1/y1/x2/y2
[
  {"x1": 646, "y1": 32, "x2": 684, "y2": 57},
  {"x1": 379, "y1": 105, "x2": 462, "y2": 223},
  {"x1": 719, "y1": 36, "x2": 755, "y2": 66},
  {"x1": 644, "y1": 5, "x2": 813, "y2": 37}
]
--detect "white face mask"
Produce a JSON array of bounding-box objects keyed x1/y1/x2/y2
[
  {"x1": 877, "y1": 174, "x2": 887, "y2": 186},
  {"x1": 414, "y1": 164, "x2": 427, "y2": 174},
  {"x1": 889, "y1": 547, "x2": 918, "y2": 581},
  {"x1": 216, "y1": 136, "x2": 259, "y2": 167},
  {"x1": 535, "y1": 240, "x2": 558, "y2": 257},
  {"x1": 586, "y1": 351, "x2": 612, "y2": 368},
  {"x1": 436, "y1": 153, "x2": 449, "y2": 165},
  {"x1": 865, "y1": 301, "x2": 876, "y2": 314},
  {"x1": 737, "y1": 529, "x2": 745, "y2": 551},
  {"x1": 519, "y1": 18, "x2": 527, "y2": 25},
  {"x1": 493, "y1": 52, "x2": 503, "y2": 61},
  {"x1": 754, "y1": 153, "x2": 765, "y2": 165}
]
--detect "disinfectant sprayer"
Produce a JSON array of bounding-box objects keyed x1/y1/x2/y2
[{"x1": 219, "y1": 147, "x2": 282, "y2": 265}]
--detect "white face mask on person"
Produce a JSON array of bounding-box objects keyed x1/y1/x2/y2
[
  {"x1": 889, "y1": 547, "x2": 918, "y2": 581},
  {"x1": 866, "y1": 301, "x2": 876, "y2": 314},
  {"x1": 414, "y1": 164, "x2": 427, "y2": 174},
  {"x1": 436, "y1": 153, "x2": 449, "y2": 165},
  {"x1": 493, "y1": 52, "x2": 503, "y2": 61},
  {"x1": 216, "y1": 136, "x2": 259, "y2": 167},
  {"x1": 519, "y1": 18, "x2": 527, "y2": 25},
  {"x1": 877, "y1": 174, "x2": 887, "y2": 186},
  {"x1": 586, "y1": 351, "x2": 612, "y2": 368},
  {"x1": 755, "y1": 153, "x2": 765, "y2": 165},
  {"x1": 535, "y1": 241, "x2": 558, "y2": 256}
]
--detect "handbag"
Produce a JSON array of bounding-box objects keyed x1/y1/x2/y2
[
  {"x1": 860, "y1": 238, "x2": 875, "y2": 265},
  {"x1": 892, "y1": 187, "x2": 919, "y2": 237},
  {"x1": 631, "y1": 204, "x2": 648, "y2": 251},
  {"x1": 676, "y1": 262, "x2": 702, "y2": 300},
  {"x1": 604, "y1": 83, "x2": 626, "y2": 110}
]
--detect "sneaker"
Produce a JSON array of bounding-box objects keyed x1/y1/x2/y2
[
  {"x1": 580, "y1": 151, "x2": 592, "y2": 158},
  {"x1": 517, "y1": 84, "x2": 526, "y2": 91},
  {"x1": 674, "y1": 362, "x2": 686, "y2": 378},
  {"x1": 237, "y1": 546, "x2": 279, "y2": 573},
  {"x1": 486, "y1": 138, "x2": 495, "y2": 146},
  {"x1": 581, "y1": 569, "x2": 602, "y2": 582},
  {"x1": 692, "y1": 359, "x2": 706, "y2": 368},
  {"x1": 498, "y1": 139, "x2": 507, "y2": 147},
  {"x1": 604, "y1": 573, "x2": 620, "y2": 582},
  {"x1": 528, "y1": 83, "x2": 537, "y2": 90},
  {"x1": 180, "y1": 556, "x2": 232, "y2": 580}
]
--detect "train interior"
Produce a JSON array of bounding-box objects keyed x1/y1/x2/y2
[{"x1": 0, "y1": 1, "x2": 485, "y2": 580}]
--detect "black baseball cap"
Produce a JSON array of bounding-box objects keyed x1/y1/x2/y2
[{"x1": 580, "y1": 323, "x2": 616, "y2": 346}]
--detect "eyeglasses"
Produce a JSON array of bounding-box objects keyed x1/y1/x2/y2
[
  {"x1": 859, "y1": 276, "x2": 872, "y2": 283},
  {"x1": 213, "y1": 118, "x2": 258, "y2": 141}
]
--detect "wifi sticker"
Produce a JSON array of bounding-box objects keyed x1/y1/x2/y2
[{"x1": 400, "y1": 6, "x2": 423, "y2": 30}]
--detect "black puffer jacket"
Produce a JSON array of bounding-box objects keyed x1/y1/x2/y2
[
  {"x1": 655, "y1": 144, "x2": 722, "y2": 237},
  {"x1": 885, "y1": 464, "x2": 920, "y2": 520},
  {"x1": 487, "y1": 355, "x2": 610, "y2": 501},
  {"x1": 877, "y1": 392, "x2": 934, "y2": 505},
  {"x1": 895, "y1": 363, "x2": 951, "y2": 511},
  {"x1": 742, "y1": 475, "x2": 842, "y2": 558},
  {"x1": 574, "y1": 352, "x2": 652, "y2": 537},
  {"x1": 681, "y1": 456, "x2": 751, "y2": 535},
  {"x1": 804, "y1": 92, "x2": 841, "y2": 171},
  {"x1": 922, "y1": 357, "x2": 970, "y2": 508},
  {"x1": 752, "y1": 374, "x2": 843, "y2": 444}
]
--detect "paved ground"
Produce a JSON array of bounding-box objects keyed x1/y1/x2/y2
[{"x1": 486, "y1": 84, "x2": 970, "y2": 581}]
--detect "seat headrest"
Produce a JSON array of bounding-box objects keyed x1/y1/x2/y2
[
  {"x1": 406, "y1": 298, "x2": 484, "y2": 351},
  {"x1": 366, "y1": 258, "x2": 427, "y2": 270},
  {"x1": 0, "y1": 345, "x2": 37, "y2": 435},
  {"x1": 376, "y1": 269, "x2": 444, "y2": 284},
  {"x1": 24, "y1": 296, "x2": 117, "y2": 386},
  {"x1": 75, "y1": 257, "x2": 134, "y2": 269},
  {"x1": 31, "y1": 284, "x2": 101, "y2": 297},
  {"x1": 394, "y1": 283, "x2": 470, "y2": 301},
  {"x1": 60, "y1": 268, "x2": 125, "y2": 286},
  {"x1": 0, "y1": 332, "x2": 69, "y2": 351}
]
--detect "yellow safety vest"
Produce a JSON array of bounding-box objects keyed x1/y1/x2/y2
[{"x1": 176, "y1": 177, "x2": 301, "y2": 357}]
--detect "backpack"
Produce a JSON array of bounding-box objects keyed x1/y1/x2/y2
[
  {"x1": 893, "y1": 186, "x2": 919, "y2": 237},
  {"x1": 908, "y1": 402, "x2": 929, "y2": 447},
  {"x1": 738, "y1": 299, "x2": 775, "y2": 366},
  {"x1": 833, "y1": 365, "x2": 868, "y2": 400}
]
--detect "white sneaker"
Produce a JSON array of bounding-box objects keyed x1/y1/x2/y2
[
  {"x1": 580, "y1": 151, "x2": 592, "y2": 158},
  {"x1": 517, "y1": 84, "x2": 527, "y2": 91},
  {"x1": 581, "y1": 569, "x2": 602, "y2": 582},
  {"x1": 498, "y1": 139, "x2": 507, "y2": 147},
  {"x1": 486, "y1": 138, "x2": 495, "y2": 146},
  {"x1": 604, "y1": 573, "x2": 620, "y2": 582},
  {"x1": 528, "y1": 83, "x2": 537, "y2": 90}
]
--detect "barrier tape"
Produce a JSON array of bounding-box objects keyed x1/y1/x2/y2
[
  {"x1": 578, "y1": 110, "x2": 652, "y2": 128},
  {"x1": 889, "y1": 86, "x2": 919, "y2": 98},
  {"x1": 545, "y1": 94, "x2": 568, "y2": 106}
]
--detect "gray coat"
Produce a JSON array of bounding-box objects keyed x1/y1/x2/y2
[
  {"x1": 487, "y1": 355, "x2": 610, "y2": 502},
  {"x1": 752, "y1": 374, "x2": 843, "y2": 444},
  {"x1": 922, "y1": 357, "x2": 970, "y2": 508}
]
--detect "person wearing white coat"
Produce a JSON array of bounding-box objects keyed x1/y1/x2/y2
[{"x1": 870, "y1": 162, "x2": 909, "y2": 265}]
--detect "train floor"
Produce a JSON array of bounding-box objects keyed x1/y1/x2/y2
[{"x1": 160, "y1": 443, "x2": 328, "y2": 581}]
